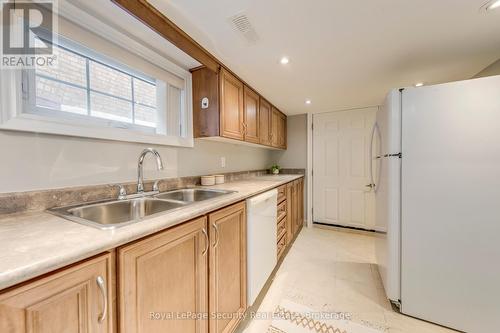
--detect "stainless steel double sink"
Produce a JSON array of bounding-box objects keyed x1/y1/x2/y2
[{"x1": 50, "y1": 188, "x2": 235, "y2": 230}]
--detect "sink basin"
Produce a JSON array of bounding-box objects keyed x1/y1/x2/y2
[
  {"x1": 154, "y1": 188, "x2": 235, "y2": 202},
  {"x1": 51, "y1": 198, "x2": 187, "y2": 230}
]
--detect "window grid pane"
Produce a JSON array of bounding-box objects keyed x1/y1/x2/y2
[
  {"x1": 90, "y1": 61, "x2": 132, "y2": 100},
  {"x1": 35, "y1": 76, "x2": 87, "y2": 115},
  {"x1": 34, "y1": 43, "x2": 158, "y2": 129},
  {"x1": 90, "y1": 91, "x2": 133, "y2": 123}
]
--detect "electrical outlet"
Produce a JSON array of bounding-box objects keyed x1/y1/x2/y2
[{"x1": 221, "y1": 157, "x2": 226, "y2": 168}]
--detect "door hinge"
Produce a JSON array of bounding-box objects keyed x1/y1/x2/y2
[{"x1": 311, "y1": 123, "x2": 314, "y2": 131}]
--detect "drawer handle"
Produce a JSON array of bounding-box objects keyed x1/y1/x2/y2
[
  {"x1": 212, "y1": 223, "x2": 220, "y2": 248},
  {"x1": 96, "y1": 276, "x2": 107, "y2": 324},
  {"x1": 202, "y1": 228, "x2": 209, "y2": 256}
]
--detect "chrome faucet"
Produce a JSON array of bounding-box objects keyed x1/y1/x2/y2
[{"x1": 137, "y1": 148, "x2": 164, "y2": 194}]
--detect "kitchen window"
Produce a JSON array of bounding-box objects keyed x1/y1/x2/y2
[
  {"x1": 0, "y1": 2, "x2": 194, "y2": 147},
  {"x1": 26, "y1": 37, "x2": 159, "y2": 133}
]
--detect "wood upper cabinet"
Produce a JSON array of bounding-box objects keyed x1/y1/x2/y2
[
  {"x1": 277, "y1": 112, "x2": 287, "y2": 149},
  {"x1": 220, "y1": 68, "x2": 244, "y2": 140},
  {"x1": 271, "y1": 107, "x2": 280, "y2": 147},
  {"x1": 0, "y1": 253, "x2": 114, "y2": 333},
  {"x1": 118, "y1": 217, "x2": 208, "y2": 333},
  {"x1": 208, "y1": 202, "x2": 247, "y2": 333},
  {"x1": 192, "y1": 66, "x2": 286, "y2": 149},
  {"x1": 243, "y1": 86, "x2": 260, "y2": 144},
  {"x1": 271, "y1": 107, "x2": 287, "y2": 149},
  {"x1": 259, "y1": 98, "x2": 272, "y2": 146}
]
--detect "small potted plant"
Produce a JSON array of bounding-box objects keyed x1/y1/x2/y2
[{"x1": 270, "y1": 164, "x2": 281, "y2": 175}]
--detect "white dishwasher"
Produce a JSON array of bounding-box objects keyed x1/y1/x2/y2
[{"x1": 246, "y1": 189, "x2": 278, "y2": 306}]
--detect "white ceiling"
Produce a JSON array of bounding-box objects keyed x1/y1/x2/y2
[{"x1": 149, "y1": 0, "x2": 500, "y2": 115}]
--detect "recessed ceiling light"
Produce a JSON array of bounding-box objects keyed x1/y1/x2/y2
[
  {"x1": 481, "y1": 0, "x2": 500, "y2": 12},
  {"x1": 280, "y1": 57, "x2": 289, "y2": 65},
  {"x1": 414, "y1": 82, "x2": 424, "y2": 87},
  {"x1": 487, "y1": 0, "x2": 500, "y2": 10},
  {"x1": 305, "y1": 99, "x2": 312, "y2": 105}
]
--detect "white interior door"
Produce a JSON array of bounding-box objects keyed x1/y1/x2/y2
[{"x1": 313, "y1": 108, "x2": 377, "y2": 229}]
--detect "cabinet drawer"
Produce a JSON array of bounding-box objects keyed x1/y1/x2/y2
[
  {"x1": 277, "y1": 233, "x2": 287, "y2": 260},
  {"x1": 277, "y1": 217, "x2": 286, "y2": 240},
  {"x1": 277, "y1": 185, "x2": 286, "y2": 203},
  {"x1": 277, "y1": 200, "x2": 287, "y2": 222}
]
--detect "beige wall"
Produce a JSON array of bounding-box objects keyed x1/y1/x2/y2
[
  {"x1": 177, "y1": 139, "x2": 274, "y2": 177},
  {"x1": 0, "y1": 131, "x2": 274, "y2": 193},
  {"x1": 272, "y1": 114, "x2": 307, "y2": 169},
  {"x1": 271, "y1": 114, "x2": 308, "y2": 219},
  {"x1": 474, "y1": 58, "x2": 500, "y2": 78}
]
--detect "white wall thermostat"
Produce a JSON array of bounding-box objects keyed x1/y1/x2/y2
[{"x1": 201, "y1": 97, "x2": 209, "y2": 109}]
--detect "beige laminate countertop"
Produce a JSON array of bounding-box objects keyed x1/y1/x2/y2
[{"x1": 0, "y1": 174, "x2": 303, "y2": 290}]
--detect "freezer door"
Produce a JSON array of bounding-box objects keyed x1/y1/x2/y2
[
  {"x1": 375, "y1": 90, "x2": 401, "y2": 303},
  {"x1": 401, "y1": 76, "x2": 500, "y2": 332}
]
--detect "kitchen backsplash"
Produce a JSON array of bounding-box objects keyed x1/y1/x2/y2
[{"x1": 0, "y1": 169, "x2": 304, "y2": 215}]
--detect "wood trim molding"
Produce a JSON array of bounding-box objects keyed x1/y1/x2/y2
[
  {"x1": 111, "y1": 0, "x2": 220, "y2": 73},
  {"x1": 111, "y1": 0, "x2": 287, "y2": 118}
]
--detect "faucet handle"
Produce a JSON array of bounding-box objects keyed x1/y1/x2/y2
[
  {"x1": 152, "y1": 180, "x2": 161, "y2": 192},
  {"x1": 113, "y1": 184, "x2": 127, "y2": 200}
]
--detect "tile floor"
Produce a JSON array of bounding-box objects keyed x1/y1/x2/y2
[{"x1": 239, "y1": 227, "x2": 457, "y2": 333}]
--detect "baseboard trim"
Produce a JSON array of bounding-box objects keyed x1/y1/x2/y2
[{"x1": 313, "y1": 221, "x2": 383, "y2": 234}]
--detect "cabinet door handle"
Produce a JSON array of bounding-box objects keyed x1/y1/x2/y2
[
  {"x1": 212, "y1": 223, "x2": 220, "y2": 248},
  {"x1": 202, "y1": 228, "x2": 209, "y2": 256},
  {"x1": 96, "y1": 276, "x2": 107, "y2": 324}
]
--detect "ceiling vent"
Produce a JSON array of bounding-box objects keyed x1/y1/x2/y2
[{"x1": 228, "y1": 13, "x2": 259, "y2": 43}]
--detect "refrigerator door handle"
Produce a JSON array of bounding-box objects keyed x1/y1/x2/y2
[{"x1": 369, "y1": 122, "x2": 381, "y2": 191}]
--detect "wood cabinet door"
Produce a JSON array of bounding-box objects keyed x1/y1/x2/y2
[
  {"x1": 118, "y1": 217, "x2": 208, "y2": 333},
  {"x1": 243, "y1": 86, "x2": 260, "y2": 144},
  {"x1": 286, "y1": 182, "x2": 294, "y2": 242},
  {"x1": 278, "y1": 112, "x2": 287, "y2": 149},
  {"x1": 0, "y1": 253, "x2": 114, "y2": 333},
  {"x1": 292, "y1": 181, "x2": 299, "y2": 236},
  {"x1": 208, "y1": 202, "x2": 247, "y2": 333},
  {"x1": 220, "y1": 69, "x2": 244, "y2": 140},
  {"x1": 259, "y1": 98, "x2": 272, "y2": 146},
  {"x1": 271, "y1": 107, "x2": 280, "y2": 147},
  {"x1": 297, "y1": 179, "x2": 304, "y2": 230}
]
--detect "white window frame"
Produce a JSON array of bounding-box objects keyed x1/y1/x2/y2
[{"x1": 0, "y1": 0, "x2": 194, "y2": 147}]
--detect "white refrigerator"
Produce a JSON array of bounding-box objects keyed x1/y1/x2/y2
[{"x1": 373, "y1": 75, "x2": 500, "y2": 333}]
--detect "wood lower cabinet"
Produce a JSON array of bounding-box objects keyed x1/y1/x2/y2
[
  {"x1": 286, "y1": 182, "x2": 294, "y2": 242},
  {"x1": 287, "y1": 178, "x2": 305, "y2": 239},
  {"x1": 118, "y1": 217, "x2": 208, "y2": 333},
  {"x1": 0, "y1": 253, "x2": 114, "y2": 333},
  {"x1": 0, "y1": 185, "x2": 301, "y2": 333},
  {"x1": 208, "y1": 202, "x2": 247, "y2": 333},
  {"x1": 297, "y1": 178, "x2": 304, "y2": 230},
  {"x1": 293, "y1": 179, "x2": 305, "y2": 235}
]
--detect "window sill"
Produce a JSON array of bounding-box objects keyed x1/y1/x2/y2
[{"x1": 0, "y1": 114, "x2": 194, "y2": 147}]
